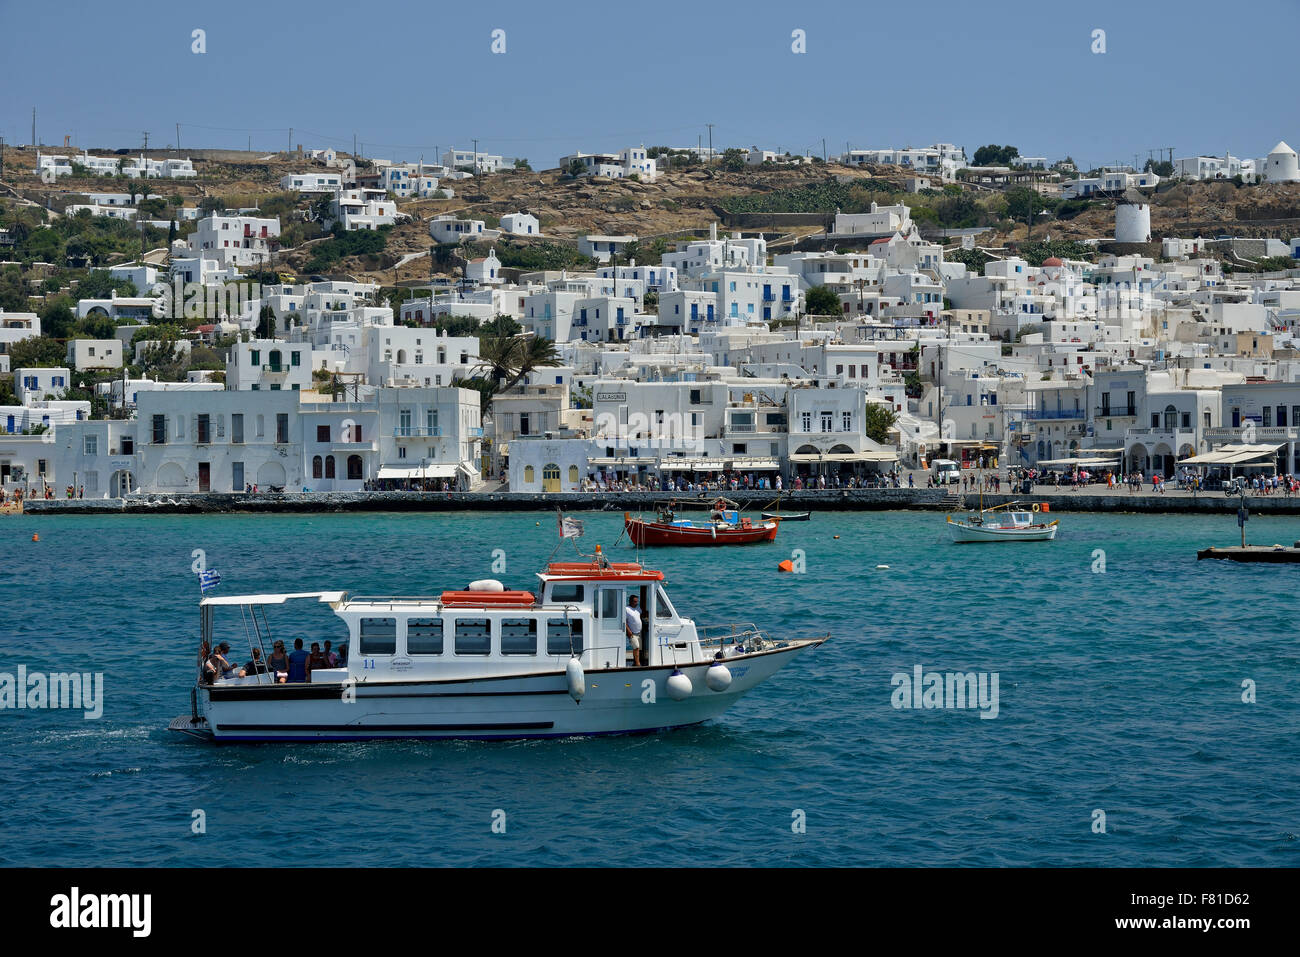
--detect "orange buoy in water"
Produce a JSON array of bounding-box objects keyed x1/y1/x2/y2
[
  {"x1": 833, "y1": 535, "x2": 840, "y2": 539},
  {"x1": 777, "y1": 559, "x2": 794, "y2": 573},
  {"x1": 32, "y1": 533, "x2": 39, "y2": 542}
]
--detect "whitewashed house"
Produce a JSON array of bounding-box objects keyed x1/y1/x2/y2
[
  {"x1": 66, "y1": 339, "x2": 123, "y2": 371},
  {"x1": 225, "y1": 339, "x2": 314, "y2": 391},
  {"x1": 500, "y1": 212, "x2": 540, "y2": 236},
  {"x1": 329, "y1": 188, "x2": 397, "y2": 231},
  {"x1": 190, "y1": 214, "x2": 281, "y2": 268},
  {"x1": 579, "y1": 234, "x2": 637, "y2": 264},
  {"x1": 442, "y1": 148, "x2": 508, "y2": 173},
  {"x1": 280, "y1": 171, "x2": 343, "y2": 192},
  {"x1": 429, "y1": 215, "x2": 488, "y2": 244}
]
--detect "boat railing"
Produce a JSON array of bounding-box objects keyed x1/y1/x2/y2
[{"x1": 697, "y1": 622, "x2": 769, "y2": 652}]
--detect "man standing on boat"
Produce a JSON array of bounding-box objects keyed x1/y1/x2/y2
[{"x1": 625, "y1": 594, "x2": 644, "y2": 666}]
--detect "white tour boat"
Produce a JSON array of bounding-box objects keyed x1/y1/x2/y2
[
  {"x1": 169, "y1": 546, "x2": 827, "y2": 742},
  {"x1": 946, "y1": 501, "x2": 1059, "y2": 543}
]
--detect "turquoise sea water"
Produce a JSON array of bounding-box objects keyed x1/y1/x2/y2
[{"x1": 1, "y1": 509, "x2": 1297, "y2": 867}]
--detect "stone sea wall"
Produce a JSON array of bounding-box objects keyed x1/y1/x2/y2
[{"x1": 19, "y1": 488, "x2": 1300, "y2": 515}]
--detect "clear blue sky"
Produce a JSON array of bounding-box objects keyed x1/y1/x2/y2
[{"x1": 1, "y1": 0, "x2": 1295, "y2": 171}]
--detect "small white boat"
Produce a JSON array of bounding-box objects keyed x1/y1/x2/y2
[
  {"x1": 170, "y1": 546, "x2": 827, "y2": 742},
  {"x1": 946, "y1": 502, "x2": 1058, "y2": 543}
]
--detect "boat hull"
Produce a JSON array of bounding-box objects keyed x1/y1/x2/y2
[
  {"x1": 626, "y1": 517, "x2": 779, "y2": 546},
  {"x1": 187, "y1": 641, "x2": 821, "y2": 742},
  {"x1": 761, "y1": 511, "x2": 810, "y2": 521},
  {"x1": 947, "y1": 520, "x2": 1058, "y2": 543}
]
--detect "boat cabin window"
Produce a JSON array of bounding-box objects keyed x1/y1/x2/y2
[
  {"x1": 549, "y1": 583, "x2": 584, "y2": 603},
  {"x1": 654, "y1": 585, "x2": 676, "y2": 619},
  {"x1": 407, "y1": 617, "x2": 443, "y2": 655},
  {"x1": 454, "y1": 618, "x2": 491, "y2": 655},
  {"x1": 500, "y1": 618, "x2": 538, "y2": 655},
  {"x1": 597, "y1": 589, "x2": 622, "y2": 620},
  {"x1": 359, "y1": 617, "x2": 396, "y2": 655},
  {"x1": 546, "y1": 618, "x2": 583, "y2": 656}
]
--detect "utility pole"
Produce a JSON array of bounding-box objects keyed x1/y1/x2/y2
[
  {"x1": 288, "y1": 127, "x2": 293, "y2": 152},
  {"x1": 823, "y1": 138, "x2": 827, "y2": 163},
  {"x1": 32, "y1": 107, "x2": 36, "y2": 148},
  {"x1": 143, "y1": 131, "x2": 149, "y2": 152},
  {"x1": 472, "y1": 137, "x2": 479, "y2": 177},
  {"x1": 706, "y1": 124, "x2": 714, "y2": 167},
  {"x1": 176, "y1": 122, "x2": 181, "y2": 150},
  {"x1": 353, "y1": 132, "x2": 357, "y2": 160},
  {"x1": 0, "y1": 136, "x2": 5, "y2": 180}
]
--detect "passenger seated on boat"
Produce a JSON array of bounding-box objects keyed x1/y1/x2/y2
[
  {"x1": 267, "y1": 641, "x2": 290, "y2": 683},
  {"x1": 209, "y1": 643, "x2": 237, "y2": 681},
  {"x1": 307, "y1": 642, "x2": 329, "y2": 677},
  {"x1": 239, "y1": 647, "x2": 269, "y2": 678},
  {"x1": 286, "y1": 638, "x2": 310, "y2": 683},
  {"x1": 324, "y1": 640, "x2": 339, "y2": 668}
]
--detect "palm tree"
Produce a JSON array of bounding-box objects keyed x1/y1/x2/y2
[
  {"x1": 501, "y1": 335, "x2": 561, "y2": 393},
  {"x1": 474, "y1": 334, "x2": 522, "y2": 391}
]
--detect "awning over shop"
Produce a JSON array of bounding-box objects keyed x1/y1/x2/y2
[
  {"x1": 377, "y1": 463, "x2": 459, "y2": 479},
  {"x1": 1177, "y1": 443, "x2": 1282, "y2": 466},
  {"x1": 1036, "y1": 457, "x2": 1121, "y2": 467},
  {"x1": 589, "y1": 456, "x2": 658, "y2": 466},
  {"x1": 789, "y1": 451, "x2": 899, "y2": 463}
]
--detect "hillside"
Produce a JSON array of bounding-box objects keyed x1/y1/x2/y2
[{"x1": 4, "y1": 145, "x2": 1299, "y2": 286}]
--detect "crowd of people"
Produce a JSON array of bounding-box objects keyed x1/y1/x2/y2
[
  {"x1": 201, "y1": 637, "x2": 347, "y2": 684},
  {"x1": 577, "y1": 470, "x2": 910, "y2": 493}
]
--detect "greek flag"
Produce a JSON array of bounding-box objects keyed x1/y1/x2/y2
[
  {"x1": 199, "y1": 569, "x2": 222, "y2": 593},
  {"x1": 557, "y1": 512, "x2": 584, "y2": 539}
]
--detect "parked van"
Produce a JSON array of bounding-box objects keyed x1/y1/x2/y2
[{"x1": 931, "y1": 459, "x2": 961, "y2": 485}]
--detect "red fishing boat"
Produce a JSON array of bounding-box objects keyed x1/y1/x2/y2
[{"x1": 624, "y1": 499, "x2": 780, "y2": 546}]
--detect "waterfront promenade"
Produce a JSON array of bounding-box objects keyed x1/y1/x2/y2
[{"x1": 18, "y1": 480, "x2": 1300, "y2": 515}]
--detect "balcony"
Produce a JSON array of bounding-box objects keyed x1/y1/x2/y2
[
  {"x1": 762, "y1": 292, "x2": 775, "y2": 302},
  {"x1": 1023, "y1": 408, "x2": 1084, "y2": 420},
  {"x1": 261, "y1": 364, "x2": 290, "y2": 376},
  {"x1": 392, "y1": 427, "x2": 441, "y2": 439},
  {"x1": 1096, "y1": 406, "x2": 1137, "y2": 417}
]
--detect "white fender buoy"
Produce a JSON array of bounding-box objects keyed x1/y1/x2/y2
[
  {"x1": 666, "y1": 669, "x2": 693, "y2": 701},
  {"x1": 566, "y1": 657, "x2": 585, "y2": 703},
  {"x1": 467, "y1": 579, "x2": 505, "y2": 592},
  {"x1": 876, "y1": 564, "x2": 890, "y2": 570},
  {"x1": 705, "y1": 660, "x2": 732, "y2": 692}
]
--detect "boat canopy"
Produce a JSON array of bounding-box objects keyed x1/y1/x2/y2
[
  {"x1": 200, "y1": 591, "x2": 347, "y2": 607},
  {"x1": 540, "y1": 559, "x2": 664, "y2": 582},
  {"x1": 1178, "y1": 443, "x2": 1282, "y2": 465}
]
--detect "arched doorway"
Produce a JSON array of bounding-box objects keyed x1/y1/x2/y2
[
  {"x1": 1153, "y1": 444, "x2": 1173, "y2": 477},
  {"x1": 542, "y1": 462, "x2": 561, "y2": 492},
  {"x1": 157, "y1": 462, "x2": 186, "y2": 487},
  {"x1": 1129, "y1": 445, "x2": 1150, "y2": 474},
  {"x1": 312, "y1": 455, "x2": 323, "y2": 479},
  {"x1": 568, "y1": 465, "x2": 579, "y2": 486},
  {"x1": 256, "y1": 461, "x2": 287, "y2": 488},
  {"x1": 110, "y1": 469, "x2": 135, "y2": 496},
  {"x1": 324, "y1": 456, "x2": 336, "y2": 479}
]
